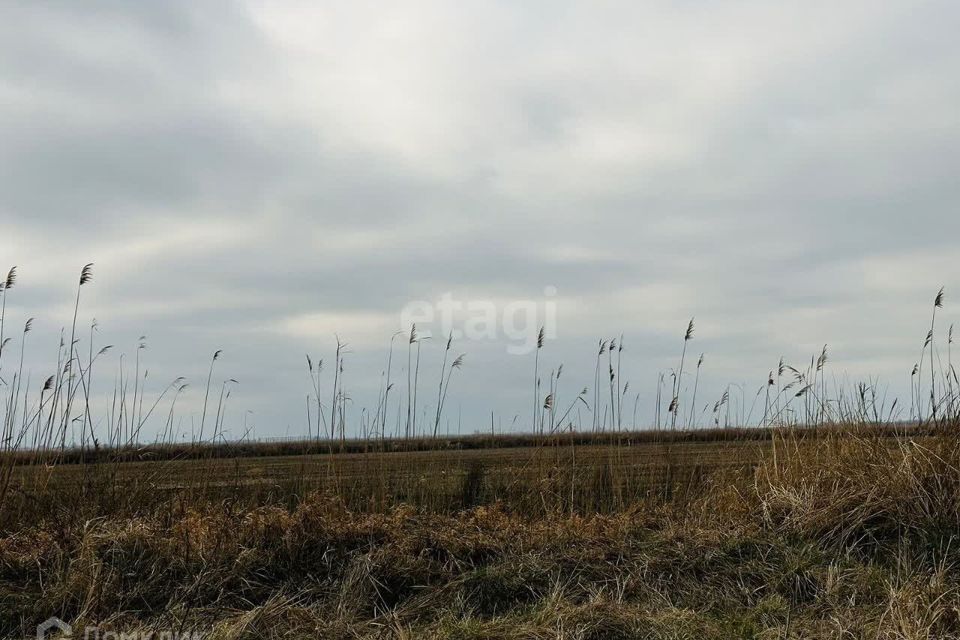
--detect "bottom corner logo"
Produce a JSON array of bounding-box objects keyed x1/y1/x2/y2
[{"x1": 37, "y1": 617, "x2": 72, "y2": 639}]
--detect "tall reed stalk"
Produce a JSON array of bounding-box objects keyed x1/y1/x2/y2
[
  {"x1": 930, "y1": 288, "x2": 944, "y2": 421},
  {"x1": 406, "y1": 325, "x2": 417, "y2": 438},
  {"x1": 687, "y1": 354, "x2": 703, "y2": 428},
  {"x1": 199, "y1": 349, "x2": 222, "y2": 443},
  {"x1": 60, "y1": 264, "x2": 93, "y2": 450},
  {"x1": 671, "y1": 319, "x2": 694, "y2": 430},
  {"x1": 533, "y1": 326, "x2": 544, "y2": 433}
]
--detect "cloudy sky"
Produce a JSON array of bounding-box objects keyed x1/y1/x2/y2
[{"x1": 1, "y1": 1, "x2": 958, "y2": 440}]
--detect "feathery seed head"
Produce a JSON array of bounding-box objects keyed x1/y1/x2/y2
[
  {"x1": 4, "y1": 266, "x2": 16, "y2": 290},
  {"x1": 79, "y1": 263, "x2": 94, "y2": 285}
]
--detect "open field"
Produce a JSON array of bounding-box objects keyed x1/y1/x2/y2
[
  {"x1": 4, "y1": 427, "x2": 960, "y2": 638},
  {"x1": 6, "y1": 436, "x2": 765, "y2": 510},
  {"x1": 2, "y1": 424, "x2": 927, "y2": 515}
]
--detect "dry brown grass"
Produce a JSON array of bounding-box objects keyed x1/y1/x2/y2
[{"x1": 2, "y1": 429, "x2": 960, "y2": 639}]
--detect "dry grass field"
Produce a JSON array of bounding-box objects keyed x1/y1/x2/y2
[
  {"x1": 6, "y1": 436, "x2": 764, "y2": 512},
  {"x1": 4, "y1": 427, "x2": 960, "y2": 639}
]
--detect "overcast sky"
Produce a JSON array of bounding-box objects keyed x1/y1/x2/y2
[{"x1": 1, "y1": 1, "x2": 959, "y2": 440}]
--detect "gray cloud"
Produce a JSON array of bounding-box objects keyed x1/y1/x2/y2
[{"x1": 1, "y1": 0, "x2": 958, "y2": 439}]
